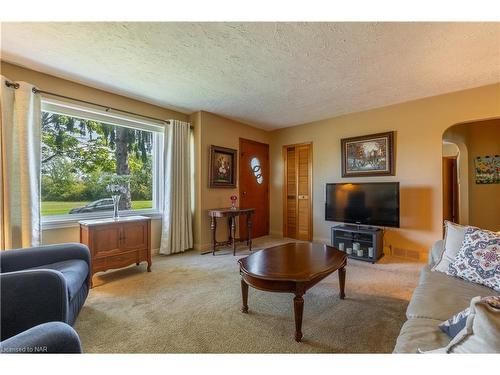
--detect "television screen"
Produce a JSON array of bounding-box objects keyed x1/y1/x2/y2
[{"x1": 325, "y1": 182, "x2": 400, "y2": 227}]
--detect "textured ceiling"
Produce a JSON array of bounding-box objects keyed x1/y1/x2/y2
[{"x1": 1, "y1": 22, "x2": 499, "y2": 129}]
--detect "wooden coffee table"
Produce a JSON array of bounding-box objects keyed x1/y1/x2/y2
[{"x1": 238, "y1": 242, "x2": 347, "y2": 342}]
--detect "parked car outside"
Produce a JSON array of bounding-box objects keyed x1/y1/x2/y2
[{"x1": 69, "y1": 198, "x2": 114, "y2": 214}]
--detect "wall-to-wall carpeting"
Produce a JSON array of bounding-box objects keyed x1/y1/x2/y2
[{"x1": 74, "y1": 237, "x2": 422, "y2": 353}]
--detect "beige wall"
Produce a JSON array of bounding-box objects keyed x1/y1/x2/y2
[
  {"x1": 466, "y1": 120, "x2": 500, "y2": 231},
  {"x1": 3, "y1": 61, "x2": 499, "y2": 258},
  {"x1": 270, "y1": 84, "x2": 500, "y2": 260},
  {"x1": 444, "y1": 119, "x2": 500, "y2": 231},
  {"x1": 1, "y1": 61, "x2": 188, "y2": 249},
  {"x1": 192, "y1": 111, "x2": 269, "y2": 251}
]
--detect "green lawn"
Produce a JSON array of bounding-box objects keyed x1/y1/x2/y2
[{"x1": 41, "y1": 200, "x2": 153, "y2": 216}]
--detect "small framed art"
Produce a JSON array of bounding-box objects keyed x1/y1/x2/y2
[{"x1": 209, "y1": 145, "x2": 237, "y2": 188}]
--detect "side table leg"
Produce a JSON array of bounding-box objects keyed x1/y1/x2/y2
[
  {"x1": 293, "y1": 293, "x2": 304, "y2": 342},
  {"x1": 211, "y1": 216, "x2": 217, "y2": 256},
  {"x1": 227, "y1": 216, "x2": 233, "y2": 244},
  {"x1": 241, "y1": 278, "x2": 249, "y2": 313},
  {"x1": 338, "y1": 266, "x2": 346, "y2": 299},
  {"x1": 231, "y1": 216, "x2": 236, "y2": 256},
  {"x1": 247, "y1": 213, "x2": 253, "y2": 251}
]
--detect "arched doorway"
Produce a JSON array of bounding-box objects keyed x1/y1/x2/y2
[{"x1": 442, "y1": 118, "x2": 500, "y2": 231}]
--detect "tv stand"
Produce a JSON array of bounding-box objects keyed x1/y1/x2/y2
[{"x1": 331, "y1": 225, "x2": 383, "y2": 263}]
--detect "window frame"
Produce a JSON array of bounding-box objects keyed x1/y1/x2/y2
[{"x1": 41, "y1": 99, "x2": 165, "y2": 229}]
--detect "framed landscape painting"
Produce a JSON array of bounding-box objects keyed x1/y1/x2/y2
[
  {"x1": 341, "y1": 131, "x2": 395, "y2": 177},
  {"x1": 209, "y1": 145, "x2": 237, "y2": 188}
]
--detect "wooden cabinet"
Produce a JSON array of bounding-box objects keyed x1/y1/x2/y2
[{"x1": 79, "y1": 216, "x2": 152, "y2": 287}]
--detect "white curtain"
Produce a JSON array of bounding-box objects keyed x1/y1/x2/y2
[
  {"x1": 0, "y1": 76, "x2": 41, "y2": 250},
  {"x1": 159, "y1": 119, "x2": 193, "y2": 255}
]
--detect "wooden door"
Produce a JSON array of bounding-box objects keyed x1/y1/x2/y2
[
  {"x1": 442, "y1": 157, "x2": 459, "y2": 224},
  {"x1": 283, "y1": 143, "x2": 312, "y2": 241},
  {"x1": 239, "y1": 138, "x2": 270, "y2": 238}
]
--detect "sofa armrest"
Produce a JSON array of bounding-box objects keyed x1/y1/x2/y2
[
  {"x1": 428, "y1": 240, "x2": 445, "y2": 267},
  {"x1": 0, "y1": 243, "x2": 90, "y2": 273},
  {"x1": 1, "y1": 270, "x2": 68, "y2": 340},
  {"x1": 0, "y1": 322, "x2": 82, "y2": 354}
]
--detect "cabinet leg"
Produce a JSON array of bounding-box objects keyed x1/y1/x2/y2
[
  {"x1": 147, "y1": 260, "x2": 152, "y2": 272},
  {"x1": 338, "y1": 267, "x2": 346, "y2": 299}
]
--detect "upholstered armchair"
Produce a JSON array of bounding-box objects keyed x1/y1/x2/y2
[
  {"x1": 0, "y1": 322, "x2": 82, "y2": 354},
  {"x1": 0, "y1": 243, "x2": 90, "y2": 342}
]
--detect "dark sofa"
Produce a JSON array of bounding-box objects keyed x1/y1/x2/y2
[{"x1": 0, "y1": 243, "x2": 90, "y2": 344}]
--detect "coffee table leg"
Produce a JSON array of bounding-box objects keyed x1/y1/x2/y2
[
  {"x1": 241, "y1": 278, "x2": 249, "y2": 313},
  {"x1": 293, "y1": 293, "x2": 304, "y2": 342},
  {"x1": 338, "y1": 267, "x2": 346, "y2": 299}
]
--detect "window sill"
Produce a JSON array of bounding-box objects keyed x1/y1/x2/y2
[{"x1": 42, "y1": 210, "x2": 163, "y2": 230}]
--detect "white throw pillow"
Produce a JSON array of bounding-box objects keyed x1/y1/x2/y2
[
  {"x1": 420, "y1": 296, "x2": 500, "y2": 353},
  {"x1": 433, "y1": 221, "x2": 468, "y2": 273}
]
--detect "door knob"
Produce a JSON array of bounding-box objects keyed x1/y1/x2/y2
[{"x1": 242, "y1": 191, "x2": 247, "y2": 196}]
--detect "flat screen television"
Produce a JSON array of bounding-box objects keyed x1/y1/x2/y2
[{"x1": 325, "y1": 182, "x2": 400, "y2": 228}]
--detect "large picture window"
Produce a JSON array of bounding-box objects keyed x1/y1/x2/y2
[{"x1": 41, "y1": 100, "x2": 164, "y2": 224}]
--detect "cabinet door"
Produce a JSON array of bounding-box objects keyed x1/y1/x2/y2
[
  {"x1": 121, "y1": 221, "x2": 148, "y2": 252},
  {"x1": 92, "y1": 224, "x2": 121, "y2": 258}
]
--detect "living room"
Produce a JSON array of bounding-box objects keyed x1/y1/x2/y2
[{"x1": 1, "y1": 1, "x2": 499, "y2": 373}]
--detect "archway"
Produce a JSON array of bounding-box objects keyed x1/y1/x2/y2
[{"x1": 442, "y1": 118, "x2": 500, "y2": 231}]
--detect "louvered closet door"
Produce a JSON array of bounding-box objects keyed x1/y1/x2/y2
[
  {"x1": 283, "y1": 143, "x2": 312, "y2": 241},
  {"x1": 285, "y1": 147, "x2": 297, "y2": 238}
]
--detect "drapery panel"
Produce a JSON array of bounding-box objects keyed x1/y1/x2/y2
[
  {"x1": 159, "y1": 120, "x2": 193, "y2": 255},
  {"x1": 0, "y1": 76, "x2": 41, "y2": 250}
]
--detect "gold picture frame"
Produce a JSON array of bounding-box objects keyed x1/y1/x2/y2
[{"x1": 209, "y1": 145, "x2": 237, "y2": 188}]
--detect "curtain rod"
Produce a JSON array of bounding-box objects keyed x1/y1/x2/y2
[{"x1": 5, "y1": 80, "x2": 193, "y2": 128}]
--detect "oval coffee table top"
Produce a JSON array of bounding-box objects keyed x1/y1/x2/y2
[{"x1": 238, "y1": 242, "x2": 347, "y2": 282}]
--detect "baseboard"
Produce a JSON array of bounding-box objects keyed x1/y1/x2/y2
[
  {"x1": 314, "y1": 237, "x2": 331, "y2": 245},
  {"x1": 194, "y1": 242, "x2": 213, "y2": 253}
]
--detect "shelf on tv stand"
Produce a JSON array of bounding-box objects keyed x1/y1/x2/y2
[{"x1": 331, "y1": 224, "x2": 384, "y2": 264}]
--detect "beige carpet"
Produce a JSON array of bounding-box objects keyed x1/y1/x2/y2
[{"x1": 74, "y1": 236, "x2": 422, "y2": 353}]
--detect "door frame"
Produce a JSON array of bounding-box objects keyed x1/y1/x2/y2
[
  {"x1": 239, "y1": 138, "x2": 270, "y2": 236},
  {"x1": 442, "y1": 155, "x2": 459, "y2": 227},
  {"x1": 282, "y1": 142, "x2": 313, "y2": 241}
]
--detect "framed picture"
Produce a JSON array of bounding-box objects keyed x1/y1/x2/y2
[
  {"x1": 474, "y1": 155, "x2": 500, "y2": 184},
  {"x1": 341, "y1": 131, "x2": 395, "y2": 177},
  {"x1": 209, "y1": 145, "x2": 237, "y2": 188}
]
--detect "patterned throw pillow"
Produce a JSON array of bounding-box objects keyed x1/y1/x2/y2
[
  {"x1": 439, "y1": 296, "x2": 500, "y2": 338},
  {"x1": 446, "y1": 227, "x2": 500, "y2": 292}
]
